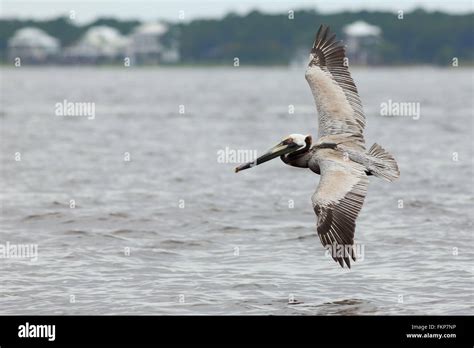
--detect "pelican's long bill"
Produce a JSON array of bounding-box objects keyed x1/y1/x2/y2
[{"x1": 235, "y1": 139, "x2": 301, "y2": 173}]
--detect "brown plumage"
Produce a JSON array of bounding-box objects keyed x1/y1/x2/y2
[{"x1": 235, "y1": 24, "x2": 400, "y2": 268}]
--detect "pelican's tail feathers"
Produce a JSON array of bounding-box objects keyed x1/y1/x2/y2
[{"x1": 366, "y1": 143, "x2": 400, "y2": 182}]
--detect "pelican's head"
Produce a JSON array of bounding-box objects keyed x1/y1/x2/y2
[{"x1": 235, "y1": 134, "x2": 311, "y2": 172}]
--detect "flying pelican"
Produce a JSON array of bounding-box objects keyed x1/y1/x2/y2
[{"x1": 235, "y1": 25, "x2": 400, "y2": 268}]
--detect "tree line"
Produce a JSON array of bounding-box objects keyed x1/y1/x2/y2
[{"x1": 0, "y1": 9, "x2": 472, "y2": 65}]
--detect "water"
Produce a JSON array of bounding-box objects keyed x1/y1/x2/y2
[{"x1": 0, "y1": 66, "x2": 472, "y2": 315}]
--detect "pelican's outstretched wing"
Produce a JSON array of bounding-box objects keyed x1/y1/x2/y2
[
  {"x1": 312, "y1": 153, "x2": 368, "y2": 268},
  {"x1": 305, "y1": 25, "x2": 366, "y2": 150}
]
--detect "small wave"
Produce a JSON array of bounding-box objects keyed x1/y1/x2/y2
[
  {"x1": 232, "y1": 283, "x2": 263, "y2": 290},
  {"x1": 329, "y1": 299, "x2": 365, "y2": 305},
  {"x1": 316, "y1": 298, "x2": 378, "y2": 315},
  {"x1": 111, "y1": 229, "x2": 134, "y2": 235},
  {"x1": 220, "y1": 225, "x2": 260, "y2": 233},
  {"x1": 151, "y1": 248, "x2": 180, "y2": 255},
  {"x1": 51, "y1": 201, "x2": 68, "y2": 207},
  {"x1": 220, "y1": 226, "x2": 241, "y2": 233},
  {"x1": 160, "y1": 239, "x2": 207, "y2": 248},
  {"x1": 109, "y1": 212, "x2": 129, "y2": 218},
  {"x1": 133, "y1": 217, "x2": 152, "y2": 222},
  {"x1": 283, "y1": 233, "x2": 315, "y2": 242},
  {"x1": 23, "y1": 212, "x2": 63, "y2": 221},
  {"x1": 63, "y1": 229, "x2": 90, "y2": 236}
]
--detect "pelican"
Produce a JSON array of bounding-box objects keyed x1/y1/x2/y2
[{"x1": 235, "y1": 25, "x2": 400, "y2": 268}]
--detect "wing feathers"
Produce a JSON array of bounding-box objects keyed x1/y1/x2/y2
[
  {"x1": 306, "y1": 25, "x2": 366, "y2": 149},
  {"x1": 312, "y1": 157, "x2": 368, "y2": 268}
]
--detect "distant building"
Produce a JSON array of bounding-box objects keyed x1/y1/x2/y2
[
  {"x1": 8, "y1": 27, "x2": 60, "y2": 64},
  {"x1": 64, "y1": 26, "x2": 127, "y2": 63},
  {"x1": 127, "y1": 22, "x2": 179, "y2": 65},
  {"x1": 343, "y1": 21, "x2": 382, "y2": 65},
  {"x1": 6, "y1": 22, "x2": 181, "y2": 66}
]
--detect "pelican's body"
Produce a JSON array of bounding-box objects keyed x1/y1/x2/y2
[{"x1": 235, "y1": 25, "x2": 399, "y2": 268}]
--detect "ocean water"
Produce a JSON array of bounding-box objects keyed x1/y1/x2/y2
[{"x1": 0, "y1": 66, "x2": 472, "y2": 315}]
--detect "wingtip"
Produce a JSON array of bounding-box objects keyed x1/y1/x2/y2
[
  {"x1": 317, "y1": 24, "x2": 330, "y2": 33},
  {"x1": 345, "y1": 258, "x2": 352, "y2": 269},
  {"x1": 309, "y1": 23, "x2": 347, "y2": 68},
  {"x1": 337, "y1": 257, "x2": 352, "y2": 269},
  {"x1": 316, "y1": 24, "x2": 331, "y2": 41}
]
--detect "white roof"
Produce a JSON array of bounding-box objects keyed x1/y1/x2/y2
[
  {"x1": 132, "y1": 22, "x2": 168, "y2": 36},
  {"x1": 343, "y1": 21, "x2": 381, "y2": 37},
  {"x1": 71, "y1": 25, "x2": 128, "y2": 56},
  {"x1": 8, "y1": 27, "x2": 60, "y2": 48},
  {"x1": 81, "y1": 26, "x2": 127, "y2": 47}
]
